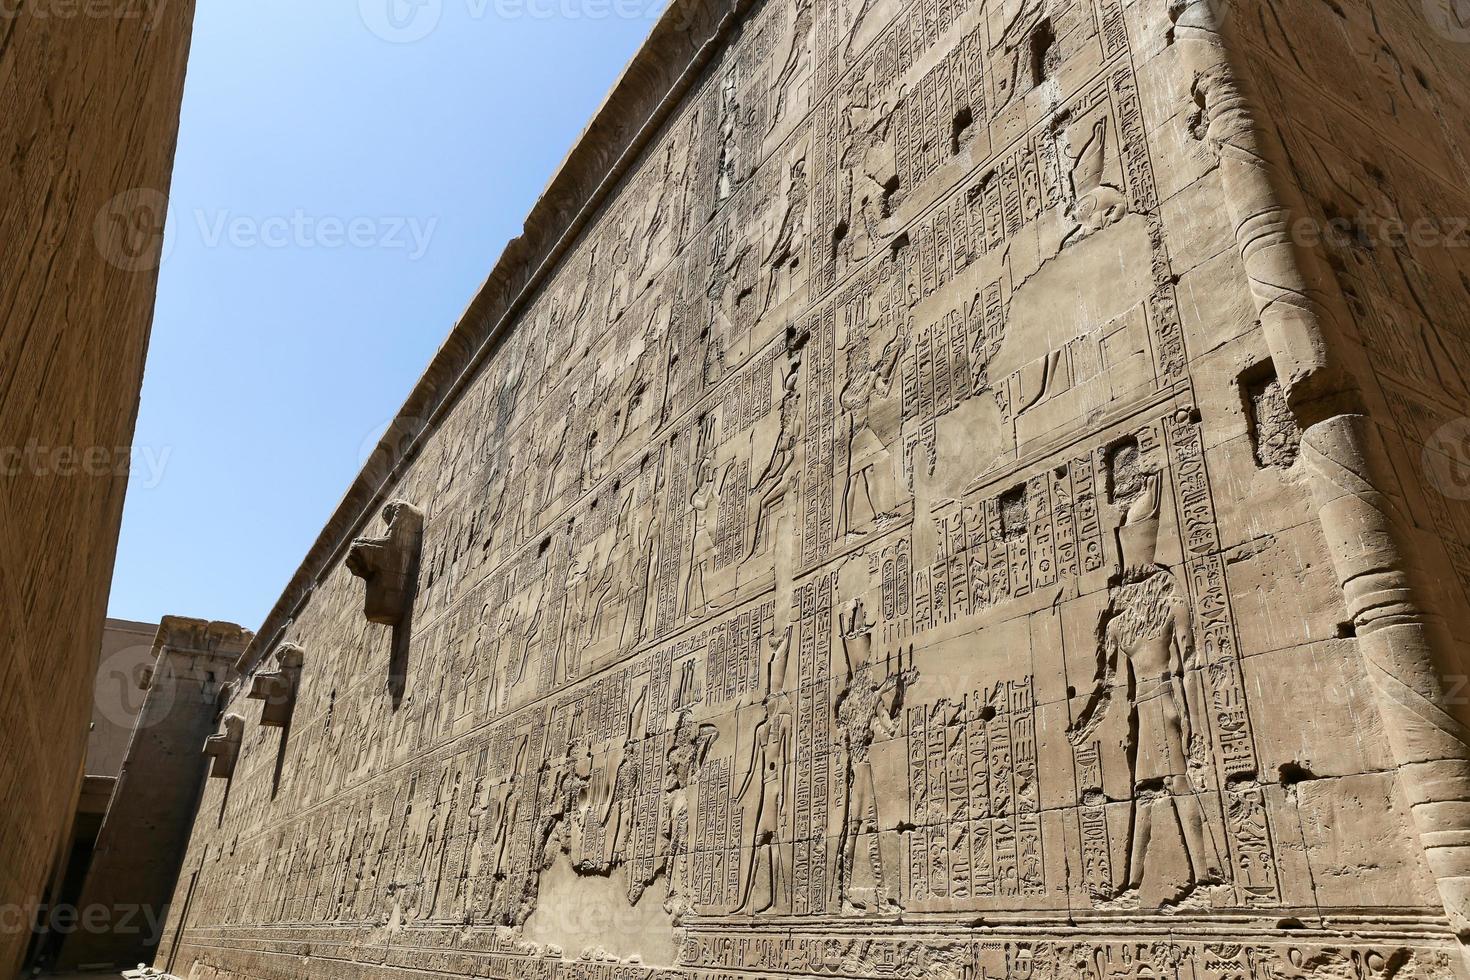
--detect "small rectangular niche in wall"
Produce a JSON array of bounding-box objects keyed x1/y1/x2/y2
[{"x1": 1241, "y1": 364, "x2": 1301, "y2": 470}]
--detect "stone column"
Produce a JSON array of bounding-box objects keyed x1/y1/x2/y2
[
  {"x1": 57, "y1": 618, "x2": 251, "y2": 971},
  {"x1": 1175, "y1": 0, "x2": 1470, "y2": 950}
]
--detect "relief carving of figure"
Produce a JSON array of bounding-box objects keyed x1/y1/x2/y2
[
  {"x1": 661, "y1": 711, "x2": 720, "y2": 919},
  {"x1": 716, "y1": 72, "x2": 742, "y2": 204},
  {"x1": 684, "y1": 415, "x2": 729, "y2": 621},
  {"x1": 533, "y1": 708, "x2": 593, "y2": 872},
  {"x1": 747, "y1": 360, "x2": 803, "y2": 561},
  {"x1": 540, "y1": 396, "x2": 579, "y2": 512},
  {"x1": 769, "y1": 0, "x2": 814, "y2": 130},
  {"x1": 1062, "y1": 118, "x2": 1128, "y2": 247},
  {"x1": 837, "y1": 78, "x2": 900, "y2": 266},
  {"x1": 484, "y1": 735, "x2": 530, "y2": 918},
  {"x1": 510, "y1": 578, "x2": 546, "y2": 690},
  {"x1": 759, "y1": 158, "x2": 809, "y2": 321},
  {"x1": 1068, "y1": 474, "x2": 1224, "y2": 901},
  {"x1": 835, "y1": 600, "x2": 913, "y2": 913},
  {"x1": 734, "y1": 696, "x2": 793, "y2": 914},
  {"x1": 582, "y1": 689, "x2": 647, "y2": 870},
  {"x1": 991, "y1": 0, "x2": 1047, "y2": 114},
  {"x1": 839, "y1": 319, "x2": 907, "y2": 537}
]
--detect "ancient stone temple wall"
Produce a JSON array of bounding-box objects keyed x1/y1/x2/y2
[
  {"x1": 155, "y1": 0, "x2": 1470, "y2": 977},
  {"x1": 0, "y1": 6, "x2": 196, "y2": 977}
]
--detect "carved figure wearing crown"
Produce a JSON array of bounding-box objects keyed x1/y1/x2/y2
[
  {"x1": 734, "y1": 695, "x2": 793, "y2": 914},
  {"x1": 835, "y1": 600, "x2": 914, "y2": 913},
  {"x1": 1063, "y1": 118, "x2": 1128, "y2": 247},
  {"x1": 1069, "y1": 472, "x2": 1222, "y2": 899}
]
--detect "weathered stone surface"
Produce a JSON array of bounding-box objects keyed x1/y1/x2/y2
[
  {"x1": 0, "y1": 5, "x2": 195, "y2": 977},
  {"x1": 155, "y1": 0, "x2": 1470, "y2": 976}
]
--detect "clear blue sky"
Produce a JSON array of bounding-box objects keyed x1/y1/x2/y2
[{"x1": 107, "y1": 0, "x2": 663, "y2": 629}]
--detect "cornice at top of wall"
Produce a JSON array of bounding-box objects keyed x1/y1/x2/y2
[{"x1": 235, "y1": 0, "x2": 753, "y2": 677}]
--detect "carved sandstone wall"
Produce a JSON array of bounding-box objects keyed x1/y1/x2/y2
[
  {"x1": 157, "y1": 0, "x2": 1470, "y2": 977},
  {"x1": 0, "y1": 6, "x2": 195, "y2": 977}
]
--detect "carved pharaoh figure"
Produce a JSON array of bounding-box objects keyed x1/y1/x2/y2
[
  {"x1": 747, "y1": 359, "x2": 803, "y2": 561},
  {"x1": 734, "y1": 695, "x2": 793, "y2": 915},
  {"x1": 835, "y1": 600, "x2": 912, "y2": 913},
  {"x1": 769, "y1": 0, "x2": 814, "y2": 130},
  {"x1": 759, "y1": 158, "x2": 809, "y2": 320},
  {"x1": 837, "y1": 77, "x2": 900, "y2": 266},
  {"x1": 839, "y1": 320, "x2": 907, "y2": 537},
  {"x1": 1068, "y1": 473, "x2": 1223, "y2": 900}
]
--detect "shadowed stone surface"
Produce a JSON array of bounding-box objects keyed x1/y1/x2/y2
[{"x1": 0, "y1": 5, "x2": 196, "y2": 977}]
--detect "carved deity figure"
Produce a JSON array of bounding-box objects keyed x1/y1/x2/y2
[
  {"x1": 769, "y1": 0, "x2": 814, "y2": 130},
  {"x1": 837, "y1": 77, "x2": 900, "y2": 265},
  {"x1": 716, "y1": 72, "x2": 741, "y2": 203},
  {"x1": 835, "y1": 600, "x2": 912, "y2": 912},
  {"x1": 1069, "y1": 473, "x2": 1223, "y2": 898},
  {"x1": 1062, "y1": 118, "x2": 1128, "y2": 247},
  {"x1": 839, "y1": 321, "x2": 907, "y2": 537},
  {"x1": 510, "y1": 578, "x2": 546, "y2": 690},
  {"x1": 734, "y1": 696, "x2": 793, "y2": 914},
  {"x1": 747, "y1": 361, "x2": 803, "y2": 560},
  {"x1": 685, "y1": 416, "x2": 728, "y2": 621},
  {"x1": 706, "y1": 227, "x2": 752, "y2": 362},
  {"x1": 552, "y1": 538, "x2": 597, "y2": 687},
  {"x1": 661, "y1": 712, "x2": 720, "y2": 919},
  {"x1": 484, "y1": 735, "x2": 530, "y2": 917},
  {"x1": 540, "y1": 396, "x2": 578, "y2": 511},
  {"x1": 759, "y1": 158, "x2": 809, "y2": 320}
]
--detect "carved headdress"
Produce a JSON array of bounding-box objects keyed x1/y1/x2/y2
[{"x1": 1116, "y1": 472, "x2": 1162, "y2": 580}]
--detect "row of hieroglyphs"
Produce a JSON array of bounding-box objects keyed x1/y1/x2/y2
[{"x1": 174, "y1": 936, "x2": 1455, "y2": 980}]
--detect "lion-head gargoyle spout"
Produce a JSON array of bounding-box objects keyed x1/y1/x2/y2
[
  {"x1": 248, "y1": 642, "x2": 305, "y2": 728},
  {"x1": 346, "y1": 501, "x2": 424, "y2": 627},
  {"x1": 204, "y1": 713, "x2": 245, "y2": 779}
]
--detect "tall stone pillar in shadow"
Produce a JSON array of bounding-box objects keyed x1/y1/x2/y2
[{"x1": 56, "y1": 618, "x2": 251, "y2": 972}]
